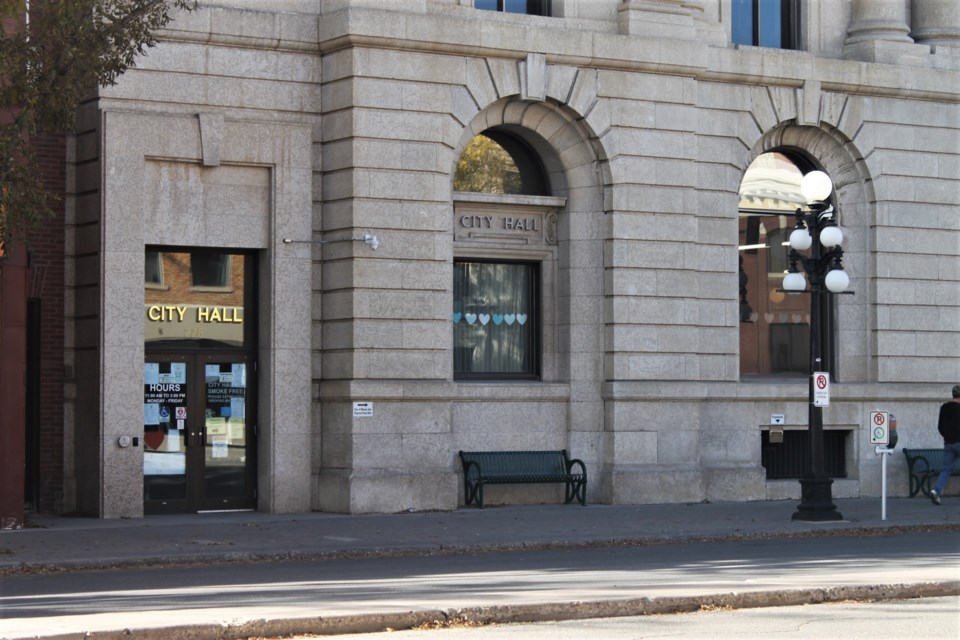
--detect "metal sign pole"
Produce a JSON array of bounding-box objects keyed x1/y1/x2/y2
[{"x1": 875, "y1": 446, "x2": 892, "y2": 521}]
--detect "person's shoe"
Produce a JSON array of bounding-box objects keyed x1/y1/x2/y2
[{"x1": 930, "y1": 490, "x2": 941, "y2": 505}]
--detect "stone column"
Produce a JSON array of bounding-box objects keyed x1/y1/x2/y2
[
  {"x1": 845, "y1": 0, "x2": 913, "y2": 45},
  {"x1": 618, "y1": 0, "x2": 696, "y2": 40},
  {"x1": 844, "y1": 0, "x2": 930, "y2": 63},
  {"x1": 911, "y1": 0, "x2": 960, "y2": 48}
]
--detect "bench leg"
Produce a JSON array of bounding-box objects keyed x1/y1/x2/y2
[
  {"x1": 909, "y1": 473, "x2": 921, "y2": 497},
  {"x1": 919, "y1": 473, "x2": 936, "y2": 498},
  {"x1": 464, "y1": 481, "x2": 485, "y2": 508},
  {"x1": 565, "y1": 479, "x2": 587, "y2": 506}
]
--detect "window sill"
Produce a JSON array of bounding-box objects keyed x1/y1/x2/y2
[{"x1": 454, "y1": 380, "x2": 570, "y2": 401}]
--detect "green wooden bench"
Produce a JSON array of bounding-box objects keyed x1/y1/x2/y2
[
  {"x1": 458, "y1": 450, "x2": 587, "y2": 508},
  {"x1": 903, "y1": 448, "x2": 960, "y2": 498}
]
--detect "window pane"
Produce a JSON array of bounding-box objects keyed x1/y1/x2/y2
[
  {"x1": 454, "y1": 132, "x2": 548, "y2": 195},
  {"x1": 145, "y1": 251, "x2": 248, "y2": 348},
  {"x1": 454, "y1": 134, "x2": 521, "y2": 194},
  {"x1": 758, "y1": 0, "x2": 783, "y2": 48},
  {"x1": 191, "y1": 253, "x2": 230, "y2": 288},
  {"x1": 739, "y1": 152, "x2": 811, "y2": 377},
  {"x1": 145, "y1": 251, "x2": 163, "y2": 285},
  {"x1": 476, "y1": 0, "x2": 548, "y2": 14},
  {"x1": 731, "y1": 0, "x2": 754, "y2": 45},
  {"x1": 454, "y1": 261, "x2": 538, "y2": 378},
  {"x1": 732, "y1": 0, "x2": 797, "y2": 49}
]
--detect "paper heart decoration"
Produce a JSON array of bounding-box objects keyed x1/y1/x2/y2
[
  {"x1": 764, "y1": 313, "x2": 774, "y2": 323},
  {"x1": 452, "y1": 312, "x2": 462, "y2": 323},
  {"x1": 465, "y1": 313, "x2": 477, "y2": 325},
  {"x1": 492, "y1": 314, "x2": 504, "y2": 325},
  {"x1": 516, "y1": 313, "x2": 528, "y2": 325},
  {"x1": 792, "y1": 314, "x2": 801, "y2": 323},
  {"x1": 478, "y1": 313, "x2": 491, "y2": 325},
  {"x1": 144, "y1": 429, "x2": 165, "y2": 450},
  {"x1": 504, "y1": 314, "x2": 516, "y2": 325}
]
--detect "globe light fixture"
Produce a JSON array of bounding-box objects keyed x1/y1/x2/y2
[
  {"x1": 825, "y1": 268, "x2": 849, "y2": 293},
  {"x1": 800, "y1": 170, "x2": 833, "y2": 203},
  {"x1": 789, "y1": 226, "x2": 812, "y2": 251},
  {"x1": 819, "y1": 225, "x2": 843, "y2": 248},
  {"x1": 781, "y1": 170, "x2": 854, "y2": 522},
  {"x1": 782, "y1": 271, "x2": 806, "y2": 292}
]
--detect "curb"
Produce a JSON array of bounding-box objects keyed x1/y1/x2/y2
[{"x1": 31, "y1": 581, "x2": 960, "y2": 640}]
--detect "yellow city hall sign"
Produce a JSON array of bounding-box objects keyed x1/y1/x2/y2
[
  {"x1": 146, "y1": 305, "x2": 243, "y2": 323},
  {"x1": 144, "y1": 304, "x2": 244, "y2": 344}
]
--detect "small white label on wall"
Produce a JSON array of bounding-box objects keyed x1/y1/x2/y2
[{"x1": 353, "y1": 401, "x2": 373, "y2": 417}]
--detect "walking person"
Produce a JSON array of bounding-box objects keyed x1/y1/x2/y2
[{"x1": 931, "y1": 384, "x2": 960, "y2": 505}]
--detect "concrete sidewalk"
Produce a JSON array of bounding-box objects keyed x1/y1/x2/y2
[
  {"x1": 2, "y1": 497, "x2": 958, "y2": 574},
  {"x1": 2, "y1": 497, "x2": 959, "y2": 640}
]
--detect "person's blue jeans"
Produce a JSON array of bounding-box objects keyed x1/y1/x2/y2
[{"x1": 933, "y1": 442, "x2": 960, "y2": 495}]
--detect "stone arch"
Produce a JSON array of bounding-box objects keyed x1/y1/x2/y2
[
  {"x1": 746, "y1": 123, "x2": 876, "y2": 383},
  {"x1": 449, "y1": 94, "x2": 612, "y2": 483}
]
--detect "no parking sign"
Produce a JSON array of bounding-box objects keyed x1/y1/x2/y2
[
  {"x1": 870, "y1": 411, "x2": 890, "y2": 445},
  {"x1": 813, "y1": 372, "x2": 830, "y2": 407}
]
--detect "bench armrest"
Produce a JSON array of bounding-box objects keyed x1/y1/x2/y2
[{"x1": 566, "y1": 457, "x2": 586, "y2": 477}]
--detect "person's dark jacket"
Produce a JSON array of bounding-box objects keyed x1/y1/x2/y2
[{"x1": 938, "y1": 401, "x2": 960, "y2": 444}]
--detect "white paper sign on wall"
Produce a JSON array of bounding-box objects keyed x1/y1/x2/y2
[{"x1": 353, "y1": 401, "x2": 373, "y2": 417}]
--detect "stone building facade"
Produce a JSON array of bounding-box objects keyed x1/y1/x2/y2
[{"x1": 57, "y1": 0, "x2": 958, "y2": 517}]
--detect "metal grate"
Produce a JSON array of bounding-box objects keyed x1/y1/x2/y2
[{"x1": 762, "y1": 430, "x2": 848, "y2": 479}]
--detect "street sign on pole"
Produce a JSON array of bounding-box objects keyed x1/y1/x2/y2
[
  {"x1": 813, "y1": 372, "x2": 830, "y2": 407},
  {"x1": 869, "y1": 411, "x2": 889, "y2": 445}
]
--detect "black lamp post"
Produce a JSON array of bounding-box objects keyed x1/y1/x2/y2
[{"x1": 783, "y1": 170, "x2": 850, "y2": 522}]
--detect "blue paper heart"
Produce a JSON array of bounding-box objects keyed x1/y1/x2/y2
[
  {"x1": 492, "y1": 314, "x2": 504, "y2": 325},
  {"x1": 452, "y1": 312, "x2": 462, "y2": 323}
]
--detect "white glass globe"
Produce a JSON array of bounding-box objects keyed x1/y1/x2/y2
[
  {"x1": 783, "y1": 271, "x2": 806, "y2": 292},
  {"x1": 801, "y1": 170, "x2": 833, "y2": 203},
  {"x1": 789, "y1": 227, "x2": 812, "y2": 251},
  {"x1": 825, "y1": 269, "x2": 849, "y2": 293},
  {"x1": 819, "y1": 225, "x2": 843, "y2": 248}
]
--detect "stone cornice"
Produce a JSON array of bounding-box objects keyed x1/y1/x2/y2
[{"x1": 159, "y1": 5, "x2": 959, "y2": 103}]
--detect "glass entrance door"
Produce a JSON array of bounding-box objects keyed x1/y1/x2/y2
[{"x1": 144, "y1": 353, "x2": 256, "y2": 513}]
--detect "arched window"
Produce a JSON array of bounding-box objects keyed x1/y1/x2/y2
[
  {"x1": 454, "y1": 131, "x2": 549, "y2": 196},
  {"x1": 452, "y1": 129, "x2": 557, "y2": 381},
  {"x1": 739, "y1": 151, "x2": 836, "y2": 377}
]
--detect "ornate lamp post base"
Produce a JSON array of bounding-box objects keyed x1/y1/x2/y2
[{"x1": 792, "y1": 476, "x2": 843, "y2": 521}]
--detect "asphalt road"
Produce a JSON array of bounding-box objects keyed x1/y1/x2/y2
[{"x1": 2, "y1": 531, "x2": 958, "y2": 639}]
